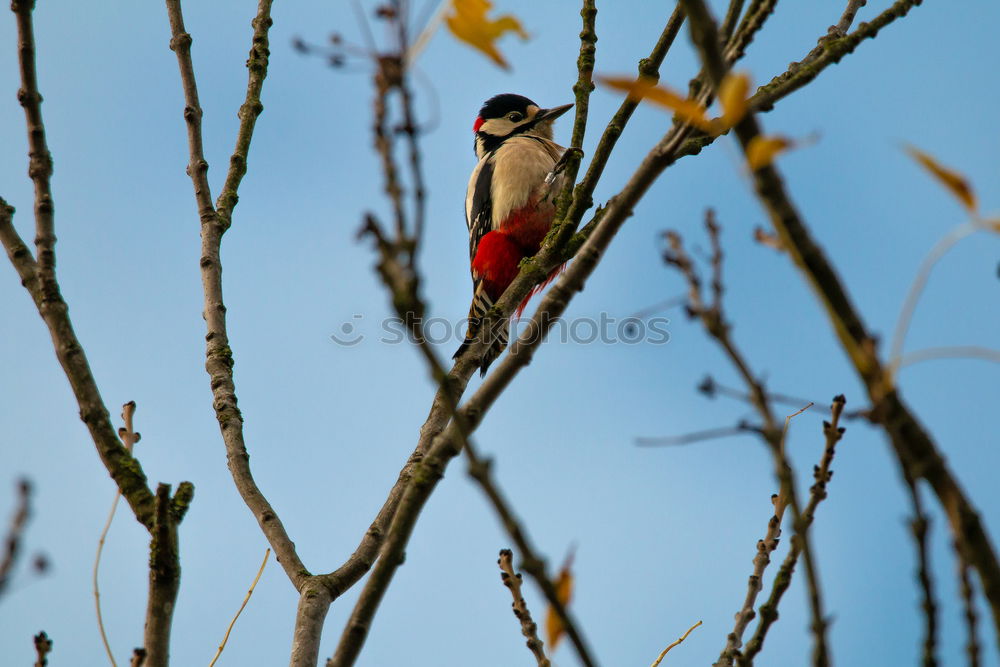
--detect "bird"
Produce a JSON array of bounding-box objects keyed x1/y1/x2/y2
[{"x1": 453, "y1": 93, "x2": 573, "y2": 376}]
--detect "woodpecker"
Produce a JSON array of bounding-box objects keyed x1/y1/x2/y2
[{"x1": 454, "y1": 93, "x2": 573, "y2": 375}]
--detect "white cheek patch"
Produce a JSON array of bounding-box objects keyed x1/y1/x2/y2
[{"x1": 480, "y1": 118, "x2": 516, "y2": 136}]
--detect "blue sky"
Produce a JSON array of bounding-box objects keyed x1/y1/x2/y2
[{"x1": 2, "y1": 1, "x2": 999, "y2": 665}]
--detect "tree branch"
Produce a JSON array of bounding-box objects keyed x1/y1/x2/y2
[
  {"x1": 672, "y1": 0, "x2": 923, "y2": 163},
  {"x1": 662, "y1": 211, "x2": 834, "y2": 666},
  {"x1": 557, "y1": 4, "x2": 685, "y2": 249},
  {"x1": 320, "y1": 0, "x2": 932, "y2": 662},
  {"x1": 680, "y1": 0, "x2": 1000, "y2": 648},
  {"x1": 11, "y1": 0, "x2": 55, "y2": 280},
  {"x1": 465, "y1": 445, "x2": 595, "y2": 667},
  {"x1": 345, "y1": 207, "x2": 600, "y2": 667},
  {"x1": 748, "y1": 0, "x2": 922, "y2": 114},
  {"x1": 163, "y1": 0, "x2": 307, "y2": 587},
  {"x1": 142, "y1": 483, "x2": 190, "y2": 667},
  {"x1": 3, "y1": 4, "x2": 158, "y2": 530}
]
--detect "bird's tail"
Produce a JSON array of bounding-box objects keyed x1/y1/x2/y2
[{"x1": 453, "y1": 285, "x2": 509, "y2": 376}]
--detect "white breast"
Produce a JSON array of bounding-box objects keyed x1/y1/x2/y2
[{"x1": 489, "y1": 137, "x2": 562, "y2": 226}]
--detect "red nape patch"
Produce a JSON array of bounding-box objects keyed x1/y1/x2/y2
[{"x1": 473, "y1": 116, "x2": 485, "y2": 133}]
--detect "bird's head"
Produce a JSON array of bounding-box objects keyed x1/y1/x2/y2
[{"x1": 472, "y1": 93, "x2": 573, "y2": 158}]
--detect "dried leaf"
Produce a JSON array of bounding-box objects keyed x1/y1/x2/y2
[
  {"x1": 746, "y1": 135, "x2": 793, "y2": 170},
  {"x1": 598, "y1": 75, "x2": 715, "y2": 133},
  {"x1": 445, "y1": 0, "x2": 528, "y2": 70},
  {"x1": 904, "y1": 145, "x2": 978, "y2": 214},
  {"x1": 718, "y1": 71, "x2": 751, "y2": 128},
  {"x1": 544, "y1": 552, "x2": 575, "y2": 651}
]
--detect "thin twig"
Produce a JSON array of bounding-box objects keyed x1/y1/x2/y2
[
  {"x1": 94, "y1": 504, "x2": 121, "y2": 667},
  {"x1": 0, "y1": 478, "x2": 32, "y2": 598},
  {"x1": 209, "y1": 549, "x2": 271, "y2": 667},
  {"x1": 33, "y1": 631, "x2": 53, "y2": 667},
  {"x1": 372, "y1": 56, "x2": 408, "y2": 240},
  {"x1": 888, "y1": 221, "x2": 979, "y2": 378},
  {"x1": 637, "y1": 423, "x2": 758, "y2": 447},
  {"x1": 698, "y1": 375, "x2": 820, "y2": 411},
  {"x1": 739, "y1": 397, "x2": 845, "y2": 665},
  {"x1": 11, "y1": 0, "x2": 55, "y2": 281},
  {"x1": 746, "y1": 0, "x2": 923, "y2": 114},
  {"x1": 651, "y1": 620, "x2": 703, "y2": 667},
  {"x1": 835, "y1": 0, "x2": 867, "y2": 35},
  {"x1": 719, "y1": 0, "x2": 746, "y2": 43},
  {"x1": 956, "y1": 544, "x2": 982, "y2": 667},
  {"x1": 94, "y1": 402, "x2": 142, "y2": 667},
  {"x1": 904, "y1": 478, "x2": 938, "y2": 667},
  {"x1": 899, "y1": 346, "x2": 1000, "y2": 369},
  {"x1": 797, "y1": 0, "x2": 869, "y2": 69},
  {"x1": 569, "y1": 0, "x2": 597, "y2": 154},
  {"x1": 498, "y1": 549, "x2": 550, "y2": 667},
  {"x1": 714, "y1": 494, "x2": 785, "y2": 667},
  {"x1": 723, "y1": 0, "x2": 778, "y2": 66}
]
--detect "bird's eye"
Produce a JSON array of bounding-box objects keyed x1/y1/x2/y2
[{"x1": 507, "y1": 112, "x2": 523, "y2": 122}]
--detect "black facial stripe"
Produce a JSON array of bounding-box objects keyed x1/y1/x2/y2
[
  {"x1": 476, "y1": 113, "x2": 547, "y2": 150},
  {"x1": 476, "y1": 131, "x2": 504, "y2": 154}
]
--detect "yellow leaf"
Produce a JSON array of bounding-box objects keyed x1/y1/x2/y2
[
  {"x1": 718, "y1": 71, "x2": 751, "y2": 129},
  {"x1": 445, "y1": 0, "x2": 528, "y2": 70},
  {"x1": 598, "y1": 75, "x2": 715, "y2": 133},
  {"x1": 746, "y1": 135, "x2": 793, "y2": 170},
  {"x1": 545, "y1": 552, "x2": 575, "y2": 651},
  {"x1": 904, "y1": 145, "x2": 978, "y2": 214}
]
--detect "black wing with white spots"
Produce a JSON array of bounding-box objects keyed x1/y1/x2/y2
[{"x1": 466, "y1": 155, "x2": 495, "y2": 266}]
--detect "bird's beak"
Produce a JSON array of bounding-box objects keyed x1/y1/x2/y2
[{"x1": 536, "y1": 103, "x2": 574, "y2": 122}]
